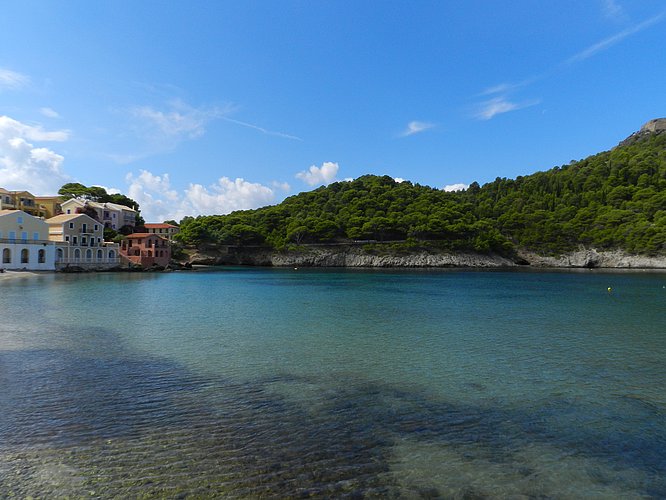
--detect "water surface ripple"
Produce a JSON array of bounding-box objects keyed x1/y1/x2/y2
[{"x1": 1, "y1": 269, "x2": 664, "y2": 498}]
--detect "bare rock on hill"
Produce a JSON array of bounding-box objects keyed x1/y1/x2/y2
[{"x1": 619, "y1": 118, "x2": 666, "y2": 146}]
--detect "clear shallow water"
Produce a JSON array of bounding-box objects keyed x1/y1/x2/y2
[{"x1": 1, "y1": 268, "x2": 665, "y2": 498}]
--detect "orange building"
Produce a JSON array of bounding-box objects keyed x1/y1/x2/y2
[{"x1": 119, "y1": 233, "x2": 171, "y2": 268}]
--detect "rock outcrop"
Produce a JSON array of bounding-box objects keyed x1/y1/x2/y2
[
  {"x1": 619, "y1": 118, "x2": 666, "y2": 146},
  {"x1": 640, "y1": 118, "x2": 666, "y2": 133},
  {"x1": 182, "y1": 245, "x2": 666, "y2": 269},
  {"x1": 517, "y1": 249, "x2": 666, "y2": 269}
]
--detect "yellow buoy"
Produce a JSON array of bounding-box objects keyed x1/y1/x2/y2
[{"x1": 607, "y1": 287, "x2": 612, "y2": 292}]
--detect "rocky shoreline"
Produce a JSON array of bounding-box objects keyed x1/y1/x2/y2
[{"x1": 183, "y1": 245, "x2": 666, "y2": 269}]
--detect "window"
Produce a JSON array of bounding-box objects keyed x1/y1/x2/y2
[
  {"x1": 17, "y1": 216, "x2": 23, "y2": 224},
  {"x1": 97, "y1": 249, "x2": 103, "y2": 260},
  {"x1": 74, "y1": 248, "x2": 80, "y2": 260},
  {"x1": 2, "y1": 248, "x2": 10, "y2": 263},
  {"x1": 66, "y1": 209, "x2": 71, "y2": 214},
  {"x1": 82, "y1": 223, "x2": 87, "y2": 233},
  {"x1": 108, "y1": 250, "x2": 115, "y2": 259},
  {"x1": 86, "y1": 249, "x2": 92, "y2": 261},
  {"x1": 65, "y1": 235, "x2": 70, "y2": 242},
  {"x1": 33, "y1": 232, "x2": 39, "y2": 241},
  {"x1": 69, "y1": 222, "x2": 74, "y2": 229},
  {"x1": 73, "y1": 236, "x2": 78, "y2": 245},
  {"x1": 56, "y1": 248, "x2": 63, "y2": 261},
  {"x1": 21, "y1": 248, "x2": 29, "y2": 264},
  {"x1": 21, "y1": 232, "x2": 28, "y2": 241},
  {"x1": 9, "y1": 231, "x2": 16, "y2": 241},
  {"x1": 38, "y1": 249, "x2": 45, "y2": 263}
]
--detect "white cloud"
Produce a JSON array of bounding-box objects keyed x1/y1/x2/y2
[
  {"x1": 393, "y1": 177, "x2": 406, "y2": 183},
  {"x1": 443, "y1": 183, "x2": 469, "y2": 192},
  {"x1": 0, "y1": 68, "x2": 29, "y2": 90},
  {"x1": 40, "y1": 107, "x2": 60, "y2": 118},
  {"x1": 474, "y1": 96, "x2": 539, "y2": 120},
  {"x1": 296, "y1": 161, "x2": 339, "y2": 186},
  {"x1": 0, "y1": 115, "x2": 69, "y2": 142},
  {"x1": 400, "y1": 121, "x2": 435, "y2": 137},
  {"x1": 0, "y1": 116, "x2": 71, "y2": 193},
  {"x1": 185, "y1": 178, "x2": 275, "y2": 215},
  {"x1": 124, "y1": 168, "x2": 280, "y2": 222}
]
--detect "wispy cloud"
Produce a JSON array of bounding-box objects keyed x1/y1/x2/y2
[
  {"x1": 40, "y1": 107, "x2": 60, "y2": 119},
  {"x1": 131, "y1": 99, "x2": 231, "y2": 141},
  {"x1": 565, "y1": 11, "x2": 665, "y2": 65},
  {"x1": 474, "y1": 97, "x2": 540, "y2": 120},
  {"x1": 0, "y1": 68, "x2": 29, "y2": 90},
  {"x1": 480, "y1": 77, "x2": 539, "y2": 96},
  {"x1": 222, "y1": 117, "x2": 303, "y2": 141},
  {"x1": 400, "y1": 121, "x2": 435, "y2": 137},
  {"x1": 476, "y1": 9, "x2": 665, "y2": 120},
  {"x1": 601, "y1": 0, "x2": 624, "y2": 20}
]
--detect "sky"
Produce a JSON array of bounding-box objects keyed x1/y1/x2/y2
[{"x1": 1, "y1": 0, "x2": 665, "y2": 222}]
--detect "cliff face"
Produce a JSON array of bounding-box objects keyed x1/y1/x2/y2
[{"x1": 183, "y1": 245, "x2": 666, "y2": 269}]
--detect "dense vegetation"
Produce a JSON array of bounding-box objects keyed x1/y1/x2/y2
[{"x1": 176, "y1": 131, "x2": 666, "y2": 256}]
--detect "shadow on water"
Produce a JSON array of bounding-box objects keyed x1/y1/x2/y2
[{"x1": 1, "y1": 347, "x2": 665, "y2": 498}]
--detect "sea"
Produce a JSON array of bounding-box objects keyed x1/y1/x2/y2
[{"x1": 1, "y1": 268, "x2": 665, "y2": 498}]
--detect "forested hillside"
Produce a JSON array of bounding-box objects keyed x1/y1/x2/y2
[{"x1": 176, "y1": 128, "x2": 666, "y2": 256}]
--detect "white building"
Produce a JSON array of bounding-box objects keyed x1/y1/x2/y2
[{"x1": 0, "y1": 210, "x2": 56, "y2": 271}]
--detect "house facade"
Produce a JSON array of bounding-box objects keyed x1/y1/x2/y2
[
  {"x1": 60, "y1": 199, "x2": 136, "y2": 231},
  {"x1": 0, "y1": 189, "x2": 45, "y2": 217},
  {"x1": 45, "y1": 213, "x2": 120, "y2": 269},
  {"x1": 119, "y1": 233, "x2": 171, "y2": 268},
  {"x1": 143, "y1": 223, "x2": 180, "y2": 241},
  {"x1": 0, "y1": 210, "x2": 55, "y2": 270},
  {"x1": 34, "y1": 196, "x2": 63, "y2": 219}
]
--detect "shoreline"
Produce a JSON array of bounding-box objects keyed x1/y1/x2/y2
[{"x1": 183, "y1": 245, "x2": 666, "y2": 270}]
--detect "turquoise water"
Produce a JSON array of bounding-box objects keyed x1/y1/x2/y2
[{"x1": 1, "y1": 268, "x2": 665, "y2": 497}]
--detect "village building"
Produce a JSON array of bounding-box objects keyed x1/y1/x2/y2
[
  {"x1": 34, "y1": 196, "x2": 63, "y2": 219},
  {"x1": 0, "y1": 210, "x2": 56, "y2": 271},
  {"x1": 143, "y1": 223, "x2": 180, "y2": 241},
  {"x1": 0, "y1": 189, "x2": 46, "y2": 217},
  {"x1": 45, "y1": 213, "x2": 120, "y2": 270},
  {"x1": 119, "y1": 233, "x2": 171, "y2": 268},
  {"x1": 60, "y1": 198, "x2": 136, "y2": 231}
]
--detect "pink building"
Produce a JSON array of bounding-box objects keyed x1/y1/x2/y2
[{"x1": 119, "y1": 233, "x2": 171, "y2": 268}]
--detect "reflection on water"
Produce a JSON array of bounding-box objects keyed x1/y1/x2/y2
[{"x1": 1, "y1": 269, "x2": 665, "y2": 497}]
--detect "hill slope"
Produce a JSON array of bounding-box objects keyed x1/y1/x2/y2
[{"x1": 176, "y1": 121, "x2": 666, "y2": 259}]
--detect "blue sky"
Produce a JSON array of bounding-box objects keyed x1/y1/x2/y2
[{"x1": 1, "y1": 0, "x2": 665, "y2": 221}]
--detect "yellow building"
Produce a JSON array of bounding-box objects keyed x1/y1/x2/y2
[
  {"x1": 0, "y1": 189, "x2": 45, "y2": 217},
  {"x1": 34, "y1": 195, "x2": 63, "y2": 219},
  {"x1": 0, "y1": 210, "x2": 55, "y2": 270}
]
